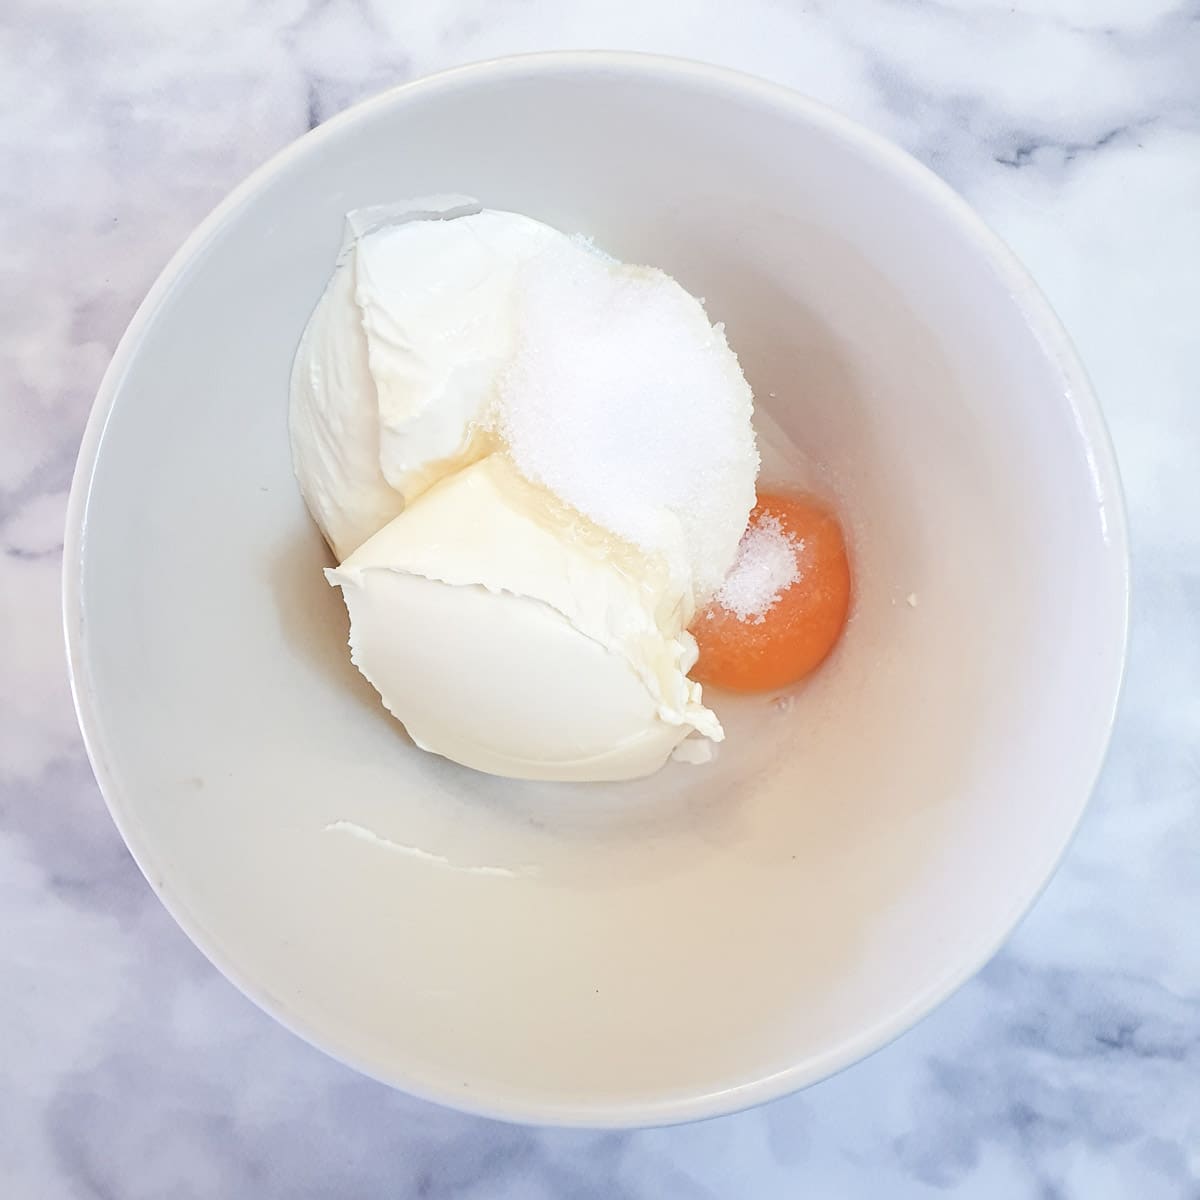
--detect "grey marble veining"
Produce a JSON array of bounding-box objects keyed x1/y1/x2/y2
[{"x1": 3, "y1": 1, "x2": 1199, "y2": 1195}]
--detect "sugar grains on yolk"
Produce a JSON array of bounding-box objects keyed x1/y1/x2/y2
[{"x1": 691, "y1": 491, "x2": 851, "y2": 693}]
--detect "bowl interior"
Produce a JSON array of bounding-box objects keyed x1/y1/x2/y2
[{"x1": 71, "y1": 57, "x2": 1126, "y2": 1124}]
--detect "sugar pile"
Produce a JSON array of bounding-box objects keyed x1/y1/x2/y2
[
  {"x1": 713, "y1": 514, "x2": 802, "y2": 623},
  {"x1": 495, "y1": 242, "x2": 759, "y2": 601}
]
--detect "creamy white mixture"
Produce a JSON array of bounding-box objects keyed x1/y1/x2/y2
[{"x1": 290, "y1": 199, "x2": 759, "y2": 782}]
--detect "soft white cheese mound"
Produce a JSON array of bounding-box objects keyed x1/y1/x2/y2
[
  {"x1": 328, "y1": 456, "x2": 720, "y2": 781},
  {"x1": 290, "y1": 202, "x2": 568, "y2": 561}
]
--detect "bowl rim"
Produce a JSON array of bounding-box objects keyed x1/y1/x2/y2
[{"x1": 62, "y1": 49, "x2": 1131, "y2": 1129}]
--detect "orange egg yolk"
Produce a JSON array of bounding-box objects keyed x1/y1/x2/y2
[{"x1": 690, "y1": 491, "x2": 851, "y2": 693}]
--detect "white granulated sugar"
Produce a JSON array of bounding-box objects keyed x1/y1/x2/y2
[
  {"x1": 496, "y1": 242, "x2": 759, "y2": 600},
  {"x1": 714, "y1": 514, "x2": 802, "y2": 623}
]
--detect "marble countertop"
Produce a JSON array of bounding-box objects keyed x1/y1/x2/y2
[{"x1": 3, "y1": 1, "x2": 1198, "y2": 1195}]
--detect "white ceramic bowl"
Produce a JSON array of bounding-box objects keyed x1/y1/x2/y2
[{"x1": 64, "y1": 53, "x2": 1128, "y2": 1127}]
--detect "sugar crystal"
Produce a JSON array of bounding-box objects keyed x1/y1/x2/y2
[
  {"x1": 713, "y1": 514, "x2": 802, "y2": 623},
  {"x1": 496, "y1": 242, "x2": 759, "y2": 600}
]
